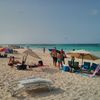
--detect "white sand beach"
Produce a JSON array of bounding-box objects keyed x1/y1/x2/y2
[{"x1": 0, "y1": 48, "x2": 100, "y2": 100}]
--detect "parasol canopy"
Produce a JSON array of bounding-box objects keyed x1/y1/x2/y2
[
  {"x1": 0, "y1": 48, "x2": 6, "y2": 52},
  {"x1": 67, "y1": 50, "x2": 100, "y2": 65},
  {"x1": 23, "y1": 49, "x2": 41, "y2": 60}
]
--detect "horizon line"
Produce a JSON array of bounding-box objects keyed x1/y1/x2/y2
[{"x1": 0, "y1": 43, "x2": 100, "y2": 45}]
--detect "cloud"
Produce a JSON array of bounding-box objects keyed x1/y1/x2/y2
[{"x1": 90, "y1": 9, "x2": 99, "y2": 16}]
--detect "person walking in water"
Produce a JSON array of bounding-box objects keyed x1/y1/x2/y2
[{"x1": 51, "y1": 47, "x2": 57, "y2": 67}]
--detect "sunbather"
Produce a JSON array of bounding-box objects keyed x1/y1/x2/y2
[
  {"x1": 28, "y1": 60, "x2": 49, "y2": 68},
  {"x1": 8, "y1": 56, "x2": 21, "y2": 67},
  {"x1": 8, "y1": 56, "x2": 14, "y2": 66}
]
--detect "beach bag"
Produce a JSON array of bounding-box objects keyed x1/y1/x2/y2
[
  {"x1": 63, "y1": 65, "x2": 70, "y2": 72},
  {"x1": 17, "y1": 64, "x2": 27, "y2": 70}
]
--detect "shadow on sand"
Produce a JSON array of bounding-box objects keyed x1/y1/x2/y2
[
  {"x1": 14, "y1": 87, "x2": 65, "y2": 99},
  {"x1": 41, "y1": 67, "x2": 59, "y2": 74}
]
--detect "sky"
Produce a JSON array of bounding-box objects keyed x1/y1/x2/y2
[{"x1": 0, "y1": 0, "x2": 100, "y2": 44}]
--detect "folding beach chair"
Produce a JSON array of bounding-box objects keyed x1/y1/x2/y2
[
  {"x1": 81, "y1": 62, "x2": 91, "y2": 73},
  {"x1": 90, "y1": 63, "x2": 98, "y2": 71},
  {"x1": 90, "y1": 64, "x2": 100, "y2": 77},
  {"x1": 7, "y1": 77, "x2": 53, "y2": 96}
]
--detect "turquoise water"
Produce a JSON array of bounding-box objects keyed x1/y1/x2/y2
[
  {"x1": 20, "y1": 44, "x2": 100, "y2": 51},
  {"x1": 18, "y1": 44, "x2": 100, "y2": 57}
]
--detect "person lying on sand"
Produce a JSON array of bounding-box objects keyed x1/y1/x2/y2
[{"x1": 28, "y1": 60, "x2": 49, "y2": 68}]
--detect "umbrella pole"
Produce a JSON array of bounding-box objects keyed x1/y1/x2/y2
[
  {"x1": 81, "y1": 55, "x2": 84, "y2": 65},
  {"x1": 24, "y1": 52, "x2": 28, "y2": 63}
]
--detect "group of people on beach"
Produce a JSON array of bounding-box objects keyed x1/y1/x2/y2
[
  {"x1": 7, "y1": 48, "x2": 100, "y2": 77},
  {"x1": 50, "y1": 47, "x2": 66, "y2": 69},
  {"x1": 8, "y1": 55, "x2": 44, "y2": 70},
  {"x1": 50, "y1": 47, "x2": 100, "y2": 77}
]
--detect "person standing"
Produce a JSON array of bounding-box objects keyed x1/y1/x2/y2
[
  {"x1": 43, "y1": 47, "x2": 45, "y2": 53},
  {"x1": 57, "y1": 52, "x2": 63, "y2": 69},
  {"x1": 51, "y1": 47, "x2": 57, "y2": 67},
  {"x1": 60, "y1": 49, "x2": 66, "y2": 64},
  {"x1": 71, "y1": 56, "x2": 75, "y2": 67}
]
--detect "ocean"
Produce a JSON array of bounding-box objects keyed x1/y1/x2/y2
[
  {"x1": 20, "y1": 44, "x2": 100, "y2": 51},
  {"x1": 19, "y1": 44, "x2": 100, "y2": 57}
]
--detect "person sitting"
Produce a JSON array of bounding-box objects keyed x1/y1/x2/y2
[
  {"x1": 68, "y1": 56, "x2": 75, "y2": 71},
  {"x1": 8, "y1": 56, "x2": 21, "y2": 67},
  {"x1": 8, "y1": 56, "x2": 14, "y2": 66},
  {"x1": 71, "y1": 56, "x2": 75, "y2": 67},
  {"x1": 68, "y1": 56, "x2": 80, "y2": 72}
]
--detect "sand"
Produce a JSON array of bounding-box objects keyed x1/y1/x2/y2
[{"x1": 0, "y1": 48, "x2": 100, "y2": 100}]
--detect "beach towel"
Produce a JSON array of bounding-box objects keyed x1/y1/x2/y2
[{"x1": 75, "y1": 72, "x2": 95, "y2": 78}]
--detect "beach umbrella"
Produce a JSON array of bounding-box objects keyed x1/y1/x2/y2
[
  {"x1": 67, "y1": 50, "x2": 100, "y2": 65},
  {"x1": 23, "y1": 49, "x2": 41, "y2": 60},
  {"x1": 0, "y1": 48, "x2": 6, "y2": 52},
  {"x1": 4, "y1": 48, "x2": 13, "y2": 53}
]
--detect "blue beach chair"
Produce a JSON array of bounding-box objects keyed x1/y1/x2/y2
[
  {"x1": 90, "y1": 63, "x2": 98, "y2": 71},
  {"x1": 82, "y1": 62, "x2": 90, "y2": 70},
  {"x1": 81, "y1": 62, "x2": 91, "y2": 73}
]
